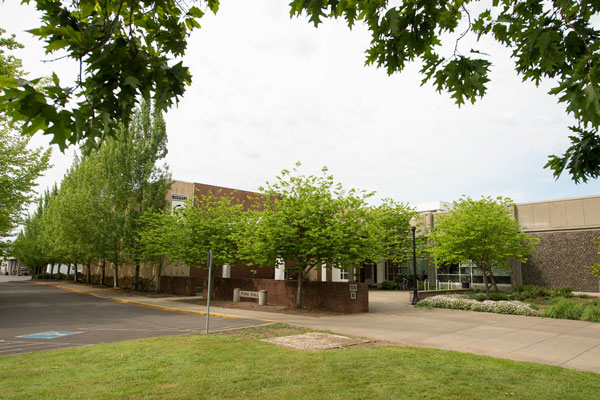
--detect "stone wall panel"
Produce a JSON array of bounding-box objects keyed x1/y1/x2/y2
[{"x1": 522, "y1": 230, "x2": 600, "y2": 292}]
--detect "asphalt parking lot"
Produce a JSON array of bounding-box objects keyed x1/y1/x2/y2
[{"x1": 0, "y1": 281, "x2": 271, "y2": 356}]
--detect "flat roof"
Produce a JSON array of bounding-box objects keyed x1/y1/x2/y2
[{"x1": 516, "y1": 194, "x2": 600, "y2": 206}]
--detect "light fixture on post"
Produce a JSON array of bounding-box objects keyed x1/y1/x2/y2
[{"x1": 409, "y1": 218, "x2": 419, "y2": 305}]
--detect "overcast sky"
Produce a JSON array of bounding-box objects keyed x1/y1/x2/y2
[{"x1": 2, "y1": 1, "x2": 599, "y2": 209}]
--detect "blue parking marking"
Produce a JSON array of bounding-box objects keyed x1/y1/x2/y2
[{"x1": 17, "y1": 331, "x2": 82, "y2": 339}]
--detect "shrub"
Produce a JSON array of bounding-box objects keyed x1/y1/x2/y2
[
  {"x1": 468, "y1": 293, "x2": 488, "y2": 302},
  {"x1": 582, "y1": 299, "x2": 600, "y2": 309},
  {"x1": 549, "y1": 287, "x2": 573, "y2": 298},
  {"x1": 55, "y1": 273, "x2": 68, "y2": 280},
  {"x1": 519, "y1": 284, "x2": 549, "y2": 299},
  {"x1": 544, "y1": 298, "x2": 582, "y2": 320},
  {"x1": 394, "y1": 274, "x2": 412, "y2": 290},
  {"x1": 136, "y1": 278, "x2": 154, "y2": 292},
  {"x1": 380, "y1": 281, "x2": 398, "y2": 290},
  {"x1": 582, "y1": 305, "x2": 600, "y2": 323},
  {"x1": 488, "y1": 291, "x2": 509, "y2": 301}
]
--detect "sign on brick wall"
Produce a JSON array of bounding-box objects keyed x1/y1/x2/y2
[{"x1": 171, "y1": 194, "x2": 188, "y2": 214}]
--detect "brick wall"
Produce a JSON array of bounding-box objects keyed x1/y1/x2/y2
[
  {"x1": 160, "y1": 276, "x2": 204, "y2": 296},
  {"x1": 208, "y1": 278, "x2": 369, "y2": 313},
  {"x1": 522, "y1": 229, "x2": 600, "y2": 292}
]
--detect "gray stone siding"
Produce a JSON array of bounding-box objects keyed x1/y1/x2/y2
[{"x1": 522, "y1": 229, "x2": 600, "y2": 292}]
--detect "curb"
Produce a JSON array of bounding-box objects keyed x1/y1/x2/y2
[{"x1": 32, "y1": 281, "x2": 274, "y2": 322}]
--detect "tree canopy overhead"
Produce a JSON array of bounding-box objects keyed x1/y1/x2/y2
[
  {"x1": 1, "y1": 0, "x2": 600, "y2": 181},
  {"x1": 0, "y1": 0, "x2": 217, "y2": 150},
  {"x1": 290, "y1": 0, "x2": 600, "y2": 182}
]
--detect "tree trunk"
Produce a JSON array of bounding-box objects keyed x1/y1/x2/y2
[
  {"x1": 155, "y1": 259, "x2": 163, "y2": 294},
  {"x1": 482, "y1": 271, "x2": 490, "y2": 299},
  {"x1": 134, "y1": 264, "x2": 140, "y2": 291},
  {"x1": 74, "y1": 262, "x2": 78, "y2": 283},
  {"x1": 488, "y1": 271, "x2": 499, "y2": 291},
  {"x1": 100, "y1": 260, "x2": 106, "y2": 286},
  {"x1": 86, "y1": 262, "x2": 91, "y2": 284},
  {"x1": 50, "y1": 263, "x2": 55, "y2": 277},
  {"x1": 508, "y1": 269, "x2": 520, "y2": 296},
  {"x1": 295, "y1": 272, "x2": 303, "y2": 309},
  {"x1": 67, "y1": 263, "x2": 72, "y2": 277},
  {"x1": 113, "y1": 262, "x2": 118, "y2": 288}
]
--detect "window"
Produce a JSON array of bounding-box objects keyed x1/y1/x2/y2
[{"x1": 340, "y1": 268, "x2": 349, "y2": 281}]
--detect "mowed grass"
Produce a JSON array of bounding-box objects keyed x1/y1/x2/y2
[{"x1": 1, "y1": 326, "x2": 599, "y2": 400}]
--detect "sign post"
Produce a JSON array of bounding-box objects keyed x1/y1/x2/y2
[{"x1": 205, "y1": 250, "x2": 213, "y2": 334}]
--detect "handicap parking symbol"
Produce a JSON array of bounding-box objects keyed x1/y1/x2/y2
[{"x1": 17, "y1": 331, "x2": 82, "y2": 339}]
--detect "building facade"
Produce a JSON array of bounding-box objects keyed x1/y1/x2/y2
[
  {"x1": 86, "y1": 180, "x2": 600, "y2": 293},
  {"x1": 388, "y1": 195, "x2": 600, "y2": 292}
]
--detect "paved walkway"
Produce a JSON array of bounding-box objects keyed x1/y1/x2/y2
[{"x1": 30, "y1": 281, "x2": 600, "y2": 374}]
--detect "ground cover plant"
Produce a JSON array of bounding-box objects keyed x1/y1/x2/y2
[
  {"x1": 421, "y1": 285, "x2": 600, "y2": 322},
  {"x1": 582, "y1": 304, "x2": 600, "y2": 322},
  {"x1": 418, "y1": 295, "x2": 539, "y2": 316},
  {"x1": 544, "y1": 297, "x2": 583, "y2": 320},
  {"x1": 1, "y1": 325, "x2": 599, "y2": 400}
]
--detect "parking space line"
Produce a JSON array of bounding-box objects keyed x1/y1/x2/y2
[{"x1": 0, "y1": 341, "x2": 77, "y2": 354}]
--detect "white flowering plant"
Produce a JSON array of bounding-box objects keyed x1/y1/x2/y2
[{"x1": 418, "y1": 295, "x2": 539, "y2": 317}]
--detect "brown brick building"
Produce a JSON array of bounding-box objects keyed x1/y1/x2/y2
[{"x1": 93, "y1": 181, "x2": 600, "y2": 294}]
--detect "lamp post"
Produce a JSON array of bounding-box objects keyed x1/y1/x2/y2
[{"x1": 410, "y1": 225, "x2": 419, "y2": 305}]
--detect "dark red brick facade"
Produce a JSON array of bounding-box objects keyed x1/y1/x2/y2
[{"x1": 208, "y1": 278, "x2": 369, "y2": 313}]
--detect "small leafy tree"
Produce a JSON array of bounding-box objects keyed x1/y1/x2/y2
[
  {"x1": 240, "y1": 163, "x2": 379, "y2": 308},
  {"x1": 428, "y1": 196, "x2": 538, "y2": 298},
  {"x1": 372, "y1": 199, "x2": 418, "y2": 267},
  {"x1": 12, "y1": 198, "x2": 48, "y2": 275},
  {"x1": 138, "y1": 209, "x2": 177, "y2": 293},
  {"x1": 170, "y1": 192, "x2": 244, "y2": 268}
]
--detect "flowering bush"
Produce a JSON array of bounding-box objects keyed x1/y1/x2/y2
[{"x1": 419, "y1": 295, "x2": 539, "y2": 317}]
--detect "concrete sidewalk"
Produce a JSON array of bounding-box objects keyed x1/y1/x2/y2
[{"x1": 31, "y1": 281, "x2": 600, "y2": 374}]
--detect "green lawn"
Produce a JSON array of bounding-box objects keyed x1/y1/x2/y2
[{"x1": 1, "y1": 325, "x2": 598, "y2": 400}]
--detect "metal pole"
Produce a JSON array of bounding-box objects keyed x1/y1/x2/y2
[
  {"x1": 411, "y1": 226, "x2": 419, "y2": 305},
  {"x1": 205, "y1": 250, "x2": 213, "y2": 334}
]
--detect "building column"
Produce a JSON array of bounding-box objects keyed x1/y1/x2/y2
[
  {"x1": 376, "y1": 261, "x2": 385, "y2": 285},
  {"x1": 274, "y1": 258, "x2": 285, "y2": 280},
  {"x1": 222, "y1": 263, "x2": 231, "y2": 278}
]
